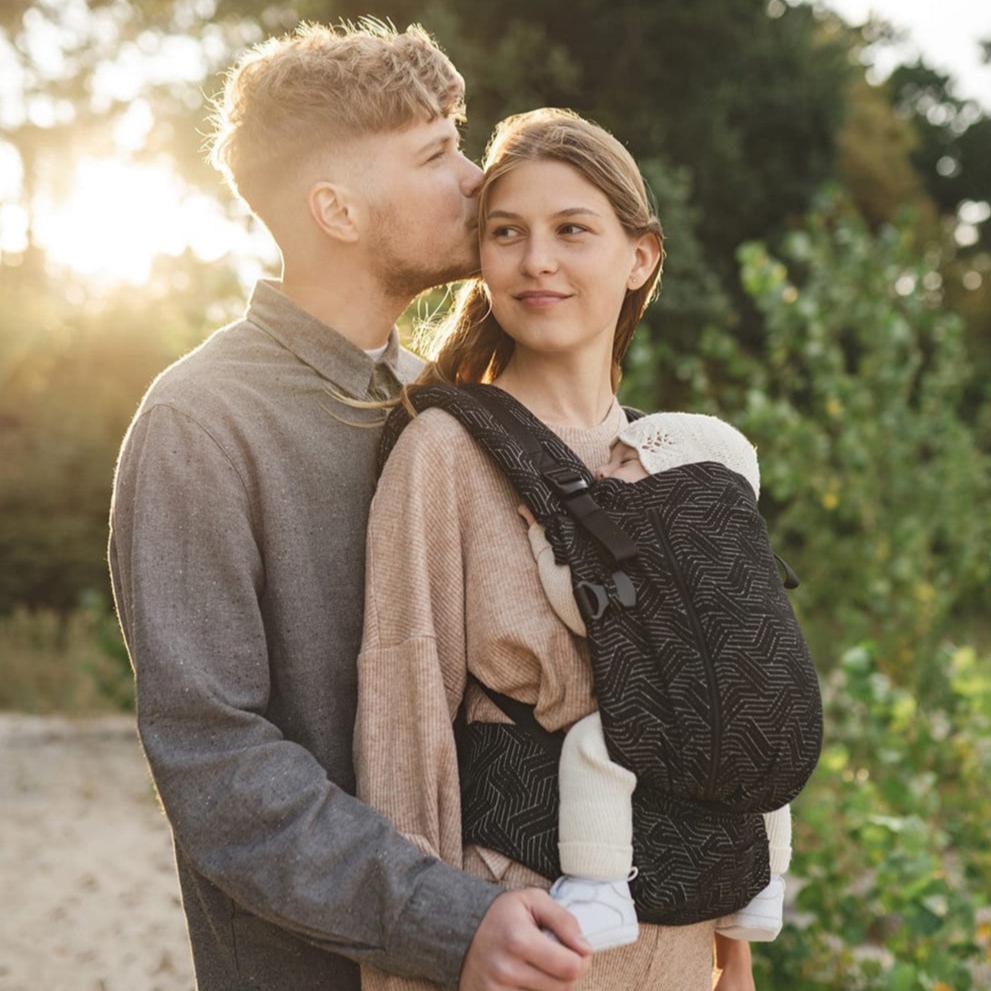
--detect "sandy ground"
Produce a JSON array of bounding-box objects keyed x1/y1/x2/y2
[
  {"x1": 5, "y1": 714, "x2": 988, "y2": 991},
  {"x1": 0, "y1": 714, "x2": 193, "y2": 991}
]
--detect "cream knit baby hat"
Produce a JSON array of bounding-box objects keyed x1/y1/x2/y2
[{"x1": 615, "y1": 412, "x2": 760, "y2": 499}]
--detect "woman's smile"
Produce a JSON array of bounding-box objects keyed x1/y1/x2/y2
[
  {"x1": 482, "y1": 159, "x2": 645, "y2": 355},
  {"x1": 514, "y1": 289, "x2": 575, "y2": 309}
]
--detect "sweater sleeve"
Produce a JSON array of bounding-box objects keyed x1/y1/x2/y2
[
  {"x1": 110, "y1": 403, "x2": 496, "y2": 989},
  {"x1": 354, "y1": 410, "x2": 499, "y2": 991}
]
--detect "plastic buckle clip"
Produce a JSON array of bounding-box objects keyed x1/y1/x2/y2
[
  {"x1": 611, "y1": 570, "x2": 637, "y2": 608},
  {"x1": 543, "y1": 465, "x2": 589, "y2": 498},
  {"x1": 574, "y1": 581, "x2": 609, "y2": 622}
]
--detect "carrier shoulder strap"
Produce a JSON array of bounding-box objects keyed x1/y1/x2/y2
[
  {"x1": 379, "y1": 383, "x2": 639, "y2": 567},
  {"x1": 463, "y1": 385, "x2": 639, "y2": 565}
]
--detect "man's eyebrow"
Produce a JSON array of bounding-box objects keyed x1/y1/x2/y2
[
  {"x1": 486, "y1": 207, "x2": 603, "y2": 221},
  {"x1": 415, "y1": 134, "x2": 455, "y2": 158}
]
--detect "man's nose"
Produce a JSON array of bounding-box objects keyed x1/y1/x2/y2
[{"x1": 461, "y1": 157, "x2": 484, "y2": 197}]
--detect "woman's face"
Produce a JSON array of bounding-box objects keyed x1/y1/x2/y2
[{"x1": 480, "y1": 159, "x2": 655, "y2": 358}]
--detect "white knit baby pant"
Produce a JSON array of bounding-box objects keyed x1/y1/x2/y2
[{"x1": 558, "y1": 710, "x2": 638, "y2": 879}]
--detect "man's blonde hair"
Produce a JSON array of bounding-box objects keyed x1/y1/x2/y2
[{"x1": 208, "y1": 18, "x2": 465, "y2": 223}]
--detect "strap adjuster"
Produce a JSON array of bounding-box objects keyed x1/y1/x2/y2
[
  {"x1": 574, "y1": 581, "x2": 609, "y2": 622},
  {"x1": 543, "y1": 465, "x2": 589, "y2": 498}
]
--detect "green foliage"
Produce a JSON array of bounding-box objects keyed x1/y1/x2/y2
[
  {"x1": 888, "y1": 60, "x2": 991, "y2": 233},
  {"x1": 0, "y1": 259, "x2": 241, "y2": 614},
  {"x1": 0, "y1": 595, "x2": 133, "y2": 713},
  {"x1": 619, "y1": 157, "x2": 733, "y2": 414},
  {"x1": 835, "y1": 77, "x2": 937, "y2": 231},
  {"x1": 730, "y1": 189, "x2": 991, "y2": 675},
  {"x1": 756, "y1": 640, "x2": 991, "y2": 990}
]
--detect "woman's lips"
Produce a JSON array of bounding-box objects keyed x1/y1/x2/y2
[{"x1": 514, "y1": 291, "x2": 572, "y2": 308}]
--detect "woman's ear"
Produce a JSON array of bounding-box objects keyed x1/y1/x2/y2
[
  {"x1": 308, "y1": 180, "x2": 361, "y2": 244},
  {"x1": 627, "y1": 232, "x2": 662, "y2": 291}
]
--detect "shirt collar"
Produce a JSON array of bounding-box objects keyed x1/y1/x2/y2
[{"x1": 244, "y1": 279, "x2": 404, "y2": 397}]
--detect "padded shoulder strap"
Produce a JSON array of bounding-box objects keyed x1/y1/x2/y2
[
  {"x1": 378, "y1": 384, "x2": 638, "y2": 565},
  {"x1": 466, "y1": 386, "x2": 639, "y2": 564},
  {"x1": 377, "y1": 383, "x2": 575, "y2": 521}
]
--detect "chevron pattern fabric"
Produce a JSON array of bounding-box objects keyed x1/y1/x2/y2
[
  {"x1": 455, "y1": 718, "x2": 771, "y2": 924},
  {"x1": 380, "y1": 384, "x2": 822, "y2": 924}
]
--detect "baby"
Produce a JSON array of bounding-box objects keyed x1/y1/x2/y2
[{"x1": 519, "y1": 411, "x2": 792, "y2": 951}]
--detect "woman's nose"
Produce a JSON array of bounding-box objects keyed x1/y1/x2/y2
[{"x1": 520, "y1": 236, "x2": 557, "y2": 277}]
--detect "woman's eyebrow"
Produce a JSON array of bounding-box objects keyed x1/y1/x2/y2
[
  {"x1": 487, "y1": 207, "x2": 603, "y2": 220},
  {"x1": 553, "y1": 208, "x2": 602, "y2": 219}
]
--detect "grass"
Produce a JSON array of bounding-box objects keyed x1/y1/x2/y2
[{"x1": 0, "y1": 600, "x2": 133, "y2": 714}]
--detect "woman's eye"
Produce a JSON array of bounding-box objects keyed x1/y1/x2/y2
[
  {"x1": 560, "y1": 223, "x2": 588, "y2": 236},
  {"x1": 490, "y1": 226, "x2": 520, "y2": 239}
]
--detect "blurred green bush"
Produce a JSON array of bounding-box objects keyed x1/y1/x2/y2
[
  {"x1": 756, "y1": 639, "x2": 991, "y2": 990},
  {"x1": 733, "y1": 190, "x2": 990, "y2": 679},
  {"x1": 0, "y1": 592, "x2": 133, "y2": 713}
]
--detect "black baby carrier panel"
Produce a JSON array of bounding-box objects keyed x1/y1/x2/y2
[{"x1": 378, "y1": 383, "x2": 823, "y2": 925}]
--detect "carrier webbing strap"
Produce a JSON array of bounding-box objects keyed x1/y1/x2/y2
[
  {"x1": 467, "y1": 674, "x2": 565, "y2": 754},
  {"x1": 465, "y1": 385, "x2": 640, "y2": 565}
]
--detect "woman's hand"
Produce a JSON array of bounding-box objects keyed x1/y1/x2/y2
[
  {"x1": 517, "y1": 503, "x2": 537, "y2": 528},
  {"x1": 712, "y1": 933, "x2": 755, "y2": 991}
]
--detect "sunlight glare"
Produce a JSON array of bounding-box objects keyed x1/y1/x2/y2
[{"x1": 35, "y1": 157, "x2": 245, "y2": 284}]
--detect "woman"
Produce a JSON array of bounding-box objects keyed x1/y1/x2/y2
[{"x1": 353, "y1": 107, "x2": 757, "y2": 990}]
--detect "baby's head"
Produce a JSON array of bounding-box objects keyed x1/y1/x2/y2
[
  {"x1": 594, "y1": 415, "x2": 681, "y2": 483},
  {"x1": 594, "y1": 439, "x2": 649, "y2": 483}
]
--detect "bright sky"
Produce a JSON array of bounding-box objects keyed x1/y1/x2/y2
[{"x1": 810, "y1": 0, "x2": 991, "y2": 110}]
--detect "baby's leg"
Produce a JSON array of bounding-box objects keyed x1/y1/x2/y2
[
  {"x1": 716, "y1": 805, "x2": 792, "y2": 942},
  {"x1": 559, "y1": 711, "x2": 637, "y2": 878},
  {"x1": 553, "y1": 711, "x2": 639, "y2": 951}
]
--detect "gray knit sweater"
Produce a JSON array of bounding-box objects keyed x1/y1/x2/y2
[{"x1": 108, "y1": 280, "x2": 498, "y2": 991}]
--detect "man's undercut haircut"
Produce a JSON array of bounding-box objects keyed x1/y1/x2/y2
[{"x1": 208, "y1": 18, "x2": 466, "y2": 224}]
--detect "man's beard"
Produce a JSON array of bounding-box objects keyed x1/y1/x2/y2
[{"x1": 369, "y1": 206, "x2": 480, "y2": 301}]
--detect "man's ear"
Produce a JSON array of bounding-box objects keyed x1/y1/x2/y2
[
  {"x1": 308, "y1": 181, "x2": 361, "y2": 244},
  {"x1": 627, "y1": 232, "x2": 662, "y2": 291}
]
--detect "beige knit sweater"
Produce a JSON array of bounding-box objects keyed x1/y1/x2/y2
[{"x1": 354, "y1": 397, "x2": 717, "y2": 991}]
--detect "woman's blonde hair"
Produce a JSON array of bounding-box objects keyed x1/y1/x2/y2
[{"x1": 414, "y1": 107, "x2": 664, "y2": 394}]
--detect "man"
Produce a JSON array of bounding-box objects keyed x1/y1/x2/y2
[{"x1": 109, "y1": 20, "x2": 590, "y2": 991}]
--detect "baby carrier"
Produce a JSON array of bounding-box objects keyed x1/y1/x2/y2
[{"x1": 378, "y1": 383, "x2": 823, "y2": 925}]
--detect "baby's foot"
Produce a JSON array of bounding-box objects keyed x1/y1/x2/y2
[
  {"x1": 716, "y1": 874, "x2": 785, "y2": 942},
  {"x1": 548, "y1": 874, "x2": 639, "y2": 952}
]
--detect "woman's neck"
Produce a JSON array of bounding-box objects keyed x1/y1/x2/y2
[{"x1": 492, "y1": 346, "x2": 616, "y2": 428}]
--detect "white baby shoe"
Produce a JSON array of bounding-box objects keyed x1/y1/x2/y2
[
  {"x1": 716, "y1": 874, "x2": 785, "y2": 941},
  {"x1": 548, "y1": 874, "x2": 639, "y2": 951}
]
